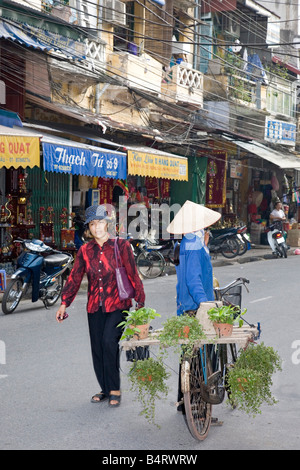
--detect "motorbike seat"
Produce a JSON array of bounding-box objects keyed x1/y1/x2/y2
[{"x1": 44, "y1": 253, "x2": 71, "y2": 267}]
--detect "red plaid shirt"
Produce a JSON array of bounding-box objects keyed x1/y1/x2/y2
[{"x1": 61, "y1": 238, "x2": 145, "y2": 313}]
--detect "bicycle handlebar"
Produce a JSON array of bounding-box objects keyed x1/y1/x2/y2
[{"x1": 214, "y1": 277, "x2": 250, "y2": 292}]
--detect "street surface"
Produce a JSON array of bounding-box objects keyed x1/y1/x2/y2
[{"x1": 0, "y1": 255, "x2": 300, "y2": 451}]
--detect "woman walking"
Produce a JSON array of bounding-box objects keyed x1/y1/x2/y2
[{"x1": 56, "y1": 205, "x2": 145, "y2": 407}]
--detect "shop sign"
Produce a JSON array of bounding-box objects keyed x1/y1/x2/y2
[
  {"x1": 128, "y1": 149, "x2": 188, "y2": 181},
  {"x1": 230, "y1": 159, "x2": 243, "y2": 179},
  {"x1": 206, "y1": 151, "x2": 227, "y2": 208},
  {"x1": 42, "y1": 142, "x2": 127, "y2": 180},
  {"x1": 0, "y1": 135, "x2": 40, "y2": 169},
  {"x1": 265, "y1": 118, "x2": 296, "y2": 146}
]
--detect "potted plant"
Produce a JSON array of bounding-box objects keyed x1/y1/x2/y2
[
  {"x1": 118, "y1": 307, "x2": 161, "y2": 340},
  {"x1": 158, "y1": 314, "x2": 206, "y2": 357},
  {"x1": 207, "y1": 305, "x2": 246, "y2": 337},
  {"x1": 129, "y1": 357, "x2": 170, "y2": 427},
  {"x1": 226, "y1": 342, "x2": 282, "y2": 416}
]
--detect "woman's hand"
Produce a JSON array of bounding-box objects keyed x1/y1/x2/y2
[{"x1": 56, "y1": 304, "x2": 67, "y2": 323}]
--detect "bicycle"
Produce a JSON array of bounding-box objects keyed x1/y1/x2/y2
[
  {"x1": 121, "y1": 277, "x2": 260, "y2": 441},
  {"x1": 179, "y1": 277, "x2": 260, "y2": 440},
  {"x1": 135, "y1": 239, "x2": 165, "y2": 279}
]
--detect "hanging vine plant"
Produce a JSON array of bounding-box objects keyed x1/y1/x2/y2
[{"x1": 129, "y1": 357, "x2": 170, "y2": 428}]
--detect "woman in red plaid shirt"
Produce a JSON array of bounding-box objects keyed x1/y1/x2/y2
[{"x1": 56, "y1": 205, "x2": 145, "y2": 407}]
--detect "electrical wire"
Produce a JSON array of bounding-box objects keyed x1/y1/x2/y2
[{"x1": 0, "y1": 0, "x2": 298, "y2": 141}]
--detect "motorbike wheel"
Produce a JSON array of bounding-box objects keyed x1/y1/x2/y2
[
  {"x1": 44, "y1": 275, "x2": 64, "y2": 307},
  {"x1": 136, "y1": 251, "x2": 165, "y2": 279},
  {"x1": 220, "y1": 238, "x2": 240, "y2": 259},
  {"x1": 236, "y1": 236, "x2": 248, "y2": 256},
  {"x1": 2, "y1": 277, "x2": 25, "y2": 314},
  {"x1": 277, "y1": 245, "x2": 287, "y2": 259}
]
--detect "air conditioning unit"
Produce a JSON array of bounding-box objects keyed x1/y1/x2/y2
[
  {"x1": 103, "y1": 0, "x2": 126, "y2": 26},
  {"x1": 224, "y1": 14, "x2": 240, "y2": 37}
]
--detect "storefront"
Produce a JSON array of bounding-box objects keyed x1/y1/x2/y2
[
  {"x1": 220, "y1": 136, "x2": 300, "y2": 244},
  {"x1": 0, "y1": 124, "x2": 41, "y2": 270},
  {"x1": 126, "y1": 144, "x2": 188, "y2": 201}
]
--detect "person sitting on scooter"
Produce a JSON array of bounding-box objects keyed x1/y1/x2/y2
[{"x1": 270, "y1": 200, "x2": 286, "y2": 231}]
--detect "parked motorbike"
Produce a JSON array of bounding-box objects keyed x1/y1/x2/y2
[
  {"x1": 208, "y1": 229, "x2": 240, "y2": 259},
  {"x1": 236, "y1": 225, "x2": 251, "y2": 255},
  {"x1": 1, "y1": 238, "x2": 73, "y2": 315},
  {"x1": 267, "y1": 223, "x2": 288, "y2": 258}
]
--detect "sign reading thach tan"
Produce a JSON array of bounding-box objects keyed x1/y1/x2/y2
[
  {"x1": 0, "y1": 135, "x2": 40, "y2": 169},
  {"x1": 127, "y1": 149, "x2": 188, "y2": 181}
]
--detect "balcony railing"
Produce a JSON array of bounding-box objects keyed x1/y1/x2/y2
[{"x1": 162, "y1": 63, "x2": 203, "y2": 108}]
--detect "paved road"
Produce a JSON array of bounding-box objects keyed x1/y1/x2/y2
[{"x1": 0, "y1": 253, "x2": 300, "y2": 451}]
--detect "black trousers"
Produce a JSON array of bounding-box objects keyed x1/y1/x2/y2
[{"x1": 87, "y1": 307, "x2": 124, "y2": 395}]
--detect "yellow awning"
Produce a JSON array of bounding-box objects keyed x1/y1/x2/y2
[
  {"x1": 0, "y1": 127, "x2": 41, "y2": 169},
  {"x1": 127, "y1": 146, "x2": 188, "y2": 181}
]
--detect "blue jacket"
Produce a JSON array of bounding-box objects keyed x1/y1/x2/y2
[{"x1": 175, "y1": 233, "x2": 214, "y2": 316}]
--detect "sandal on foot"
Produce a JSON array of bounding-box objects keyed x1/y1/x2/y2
[
  {"x1": 109, "y1": 394, "x2": 121, "y2": 407},
  {"x1": 91, "y1": 392, "x2": 108, "y2": 403}
]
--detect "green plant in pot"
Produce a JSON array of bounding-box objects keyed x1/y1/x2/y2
[
  {"x1": 129, "y1": 357, "x2": 170, "y2": 427},
  {"x1": 158, "y1": 314, "x2": 206, "y2": 357},
  {"x1": 226, "y1": 342, "x2": 282, "y2": 416},
  {"x1": 118, "y1": 307, "x2": 161, "y2": 340},
  {"x1": 207, "y1": 305, "x2": 246, "y2": 337}
]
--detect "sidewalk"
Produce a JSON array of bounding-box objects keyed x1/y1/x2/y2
[{"x1": 210, "y1": 244, "x2": 283, "y2": 268}]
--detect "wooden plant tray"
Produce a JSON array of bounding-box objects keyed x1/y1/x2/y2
[{"x1": 121, "y1": 324, "x2": 259, "y2": 351}]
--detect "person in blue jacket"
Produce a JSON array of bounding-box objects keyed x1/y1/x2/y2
[
  {"x1": 167, "y1": 200, "x2": 221, "y2": 411},
  {"x1": 175, "y1": 229, "x2": 214, "y2": 316}
]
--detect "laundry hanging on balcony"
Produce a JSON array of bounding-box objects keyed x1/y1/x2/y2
[{"x1": 245, "y1": 54, "x2": 268, "y2": 84}]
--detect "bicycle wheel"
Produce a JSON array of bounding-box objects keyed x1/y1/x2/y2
[
  {"x1": 220, "y1": 238, "x2": 240, "y2": 259},
  {"x1": 2, "y1": 277, "x2": 25, "y2": 314},
  {"x1": 136, "y1": 251, "x2": 165, "y2": 279},
  {"x1": 182, "y1": 346, "x2": 212, "y2": 441}
]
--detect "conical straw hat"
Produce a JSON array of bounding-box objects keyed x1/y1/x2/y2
[{"x1": 167, "y1": 200, "x2": 221, "y2": 234}]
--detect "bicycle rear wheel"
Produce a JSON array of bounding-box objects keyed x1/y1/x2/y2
[
  {"x1": 136, "y1": 251, "x2": 165, "y2": 279},
  {"x1": 182, "y1": 347, "x2": 212, "y2": 441}
]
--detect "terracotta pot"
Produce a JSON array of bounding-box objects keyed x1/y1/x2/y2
[
  {"x1": 237, "y1": 377, "x2": 248, "y2": 391},
  {"x1": 178, "y1": 325, "x2": 190, "y2": 338},
  {"x1": 130, "y1": 323, "x2": 150, "y2": 340},
  {"x1": 213, "y1": 322, "x2": 233, "y2": 337}
]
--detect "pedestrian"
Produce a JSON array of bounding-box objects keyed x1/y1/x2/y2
[
  {"x1": 270, "y1": 200, "x2": 286, "y2": 230},
  {"x1": 167, "y1": 200, "x2": 221, "y2": 411},
  {"x1": 167, "y1": 200, "x2": 221, "y2": 316},
  {"x1": 56, "y1": 205, "x2": 145, "y2": 407}
]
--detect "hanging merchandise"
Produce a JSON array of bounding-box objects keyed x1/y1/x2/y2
[{"x1": 271, "y1": 172, "x2": 279, "y2": 191}]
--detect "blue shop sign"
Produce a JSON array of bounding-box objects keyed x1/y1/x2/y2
[
  {"x1": 42, "y1": 142, "x2": 127, "y2": 179},
  {"x1": 265, "y1": 118, "x2": 296, "y2": 146}
]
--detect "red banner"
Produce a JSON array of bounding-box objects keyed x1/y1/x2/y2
[
  {"x1": 206, "y1": 152, "x2": 227, "y2": 208},
  {"x1": 97, "y1": 177, "x2": 114, "y2": 204}
]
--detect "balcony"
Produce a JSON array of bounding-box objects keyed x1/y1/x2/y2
[
  {"x1": 106, "y1": 51, "x2": 162, "y2": 101},
  {"x1": 204, "y1": 73, "x2": 267, "y2": 112},
  {"x1": 162, "y1": 63, "x2": 204, "y2": 109}
]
